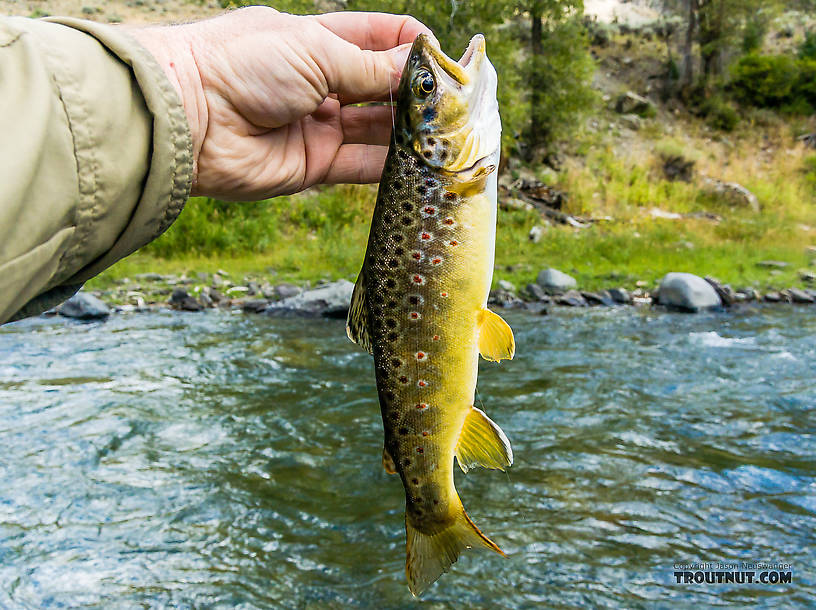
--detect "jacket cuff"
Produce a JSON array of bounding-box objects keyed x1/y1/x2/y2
[{"x1": 46, "y1": 17, "x2": 193, "y2": 283}]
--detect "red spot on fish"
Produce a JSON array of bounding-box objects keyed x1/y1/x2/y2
[
  {"x1": 432, "y1": 258, "x2": 442, "y2": 265},
  {"x1": 418, "y1": 380, "x2": 427, "y2": 387},
  {"x1": 433, "y1": 335, "x2": 440, "y2": 341},
  {"x1": 412, "y1": 275, "x2": 424, "y2": 284},
  {"x1": 422, "y1": 430, "x2": 429, "y2": 437},
  {"x1": 416, "y1": 447, "x2": 424, "y2": 454},
  {"x1": 440, "y1": 292, "x2": 448, "y2": 298},
  {"x1": 449, "y1": 240, "x2": 458, "y2": 246},
  {"x1": 423, "y1": 207, "x2": 436, "y2": 215},
  {"x1": 421, "y1": 232, "x2": 431, "y2": 241},
  {"x1": 416, "y1": 403, "x2": 428, "y2": 410},
  {"x1": 444, "y1": 192, "x2": 457, "y2": 201},
  {"x1": 399, "y1": 376, "x2": 408, "y2": 384},
  {"x1": 416, "y1": 352, "x2": 426, "y2": 360},
  {"x1": 443, "y1": 218, "x2": 455, "y2": 225},
  {"x1": 412, "y1": 251, "x2": 421, "y2": 260},
  {"x1": 410, "y1": 312, "x2": 420, "y2": 320}
]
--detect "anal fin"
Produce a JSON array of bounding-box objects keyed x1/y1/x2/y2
[
  {"x1": 477, "y1": 308, "x2": 515, "y2": 362},
  {"x1": 382, "y1": 446, "x2": 397, "y2": 475},
  {"x1": 346, "y1": 266, "x2": 372, "y2": 354},
  {"x1": 455, "y1": 406, "x2": 513, "y2": 474}
]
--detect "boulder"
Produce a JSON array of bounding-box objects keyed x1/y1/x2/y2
[
  {"x1": 702, "y1": 178, "x2": 759, "y2": 213},
  {"x1": 554, "y1": 290, "x2": 587, "y2": 307},
  {"x1": 704, "y1": 276, "x2": 736, "y2": 307},
  {"x1": 497, "y1": 279, "x2": 516, "y2": 293},
  {"x1": 608, "y1": 287, "x2": 631, "y2": 304},
  {"x1": 526, "y1": 283, "x2": 548, "y2": 301},
  {"x1": 656, "y1": 272, "x2": 722, "y2": 312},
  {"x1": 581, "y1": 290, "x2": 615, "y2": 306},
  {"x1": 58, "y1": 292, "x2": 110, "y2": 320},
  {"x1": 764, "y1": 291, "x2": 783, "y2": 303},
  {"x1": 489, "y1": 290, "x2": 524, "y2": 308},
  {"x1": 756, "y1": 260, "x2": 790, "y2": 269},
  {"x1": 528, "y1": 225, "x2": 545, "y2": 243},
  {"x1": 264, "y1": 280, "x2": 354, "y2": 318},
  {"x1": 536, "y1": 268, "x2": 577, "y2": 294},
  {"x1": 169, "y1": 288, "x2": 203, "y2": 312},
  {"x1": 274, "y1": 283, "x2": 303, "y2": 300},
  {"x1": 789, "y1": 289, "x2": 815, "y2": 304},
  {"x1": 619, "y1": 113, "x2": 642, "y2": 130},
  {"x1": 614, "y1": 91, "x2": 656, "y2": 117}
]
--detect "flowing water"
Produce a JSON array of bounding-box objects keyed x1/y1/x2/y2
[{"x1": 0, "y1": 306, "x2": 814, "y2": 608}]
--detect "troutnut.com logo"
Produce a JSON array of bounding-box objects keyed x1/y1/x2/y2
[{"x1": 673, "y1": 562, "x2": 793, "y2": 584}]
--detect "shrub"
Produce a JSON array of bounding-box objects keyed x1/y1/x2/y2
[
  {"x1": 800, "y1": 30, "x2": 816, "y2": 60},
  {"x1": 730, "y1": 54, "x2": 799, "y2": 107},
  {"x1": 793, "y1": 58, "x2": 816, "y2": 109},
  {"x1": 701, "y1": 96, "x2": 740, "y2": 131}
]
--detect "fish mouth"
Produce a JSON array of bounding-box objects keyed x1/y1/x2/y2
[{"x1": 416, "y1": 34, "x2": 486, "y2": 86}]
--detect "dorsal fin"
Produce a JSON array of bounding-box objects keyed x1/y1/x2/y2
[
  {"x1": 477, "y1": 308, "x2": 515, "y2": 362},
  {"x1": 346, "y1": 266, "x2": 372, "y2": 354},
  {"x1": 455, "y1": 406, "x2": 513, "y2": 473},
  {"x1": 382, "y1": 446, "x2": 397, "y2": 474}
]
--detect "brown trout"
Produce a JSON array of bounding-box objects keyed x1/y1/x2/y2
[{"x1": 346, "y1": 33, "x2": 514, "y2": 596}]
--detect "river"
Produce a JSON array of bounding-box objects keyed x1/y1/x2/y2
[{"x1": 1, "y1": 307, "x2": 814, "y2": 608}]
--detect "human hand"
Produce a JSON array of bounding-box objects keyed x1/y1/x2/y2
[{"x1": 126, "y1": 8, "x2": 434, "y2": 200}]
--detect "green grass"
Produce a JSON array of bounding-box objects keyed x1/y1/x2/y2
[{"x1": 87, "y1": 124, "x2": 816, "y2": 296}]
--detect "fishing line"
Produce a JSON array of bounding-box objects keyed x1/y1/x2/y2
[{"x1": 388, "y1": 82, "x2": 396, "y2": 147}]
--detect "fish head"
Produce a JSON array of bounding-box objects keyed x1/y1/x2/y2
[{"x1": 395, "y1": 33, "x2": 501, "y2": 178}]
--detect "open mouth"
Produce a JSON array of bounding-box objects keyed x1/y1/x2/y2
[{"x1": 458, "y1": 34, "x2": 485, "y2": 69}]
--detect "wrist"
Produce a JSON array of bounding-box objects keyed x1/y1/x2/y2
[{"x1": 125, "y1": 25, "x2": 208, "y2": 193}]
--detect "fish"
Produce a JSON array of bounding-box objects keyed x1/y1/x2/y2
[{"x1": 345, "y1": 33, "x2": 515, "y2": 596}]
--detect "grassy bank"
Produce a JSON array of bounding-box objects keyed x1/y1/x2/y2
[{"x1": 87, "y1": 119, "x2": 816, "y2": 295}]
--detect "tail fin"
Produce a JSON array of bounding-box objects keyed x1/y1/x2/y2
[{"x1": 405, "y1": 503, "x2": 506, "y2": 597}]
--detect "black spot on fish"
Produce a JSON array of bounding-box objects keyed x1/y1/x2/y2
[
  {"x1": 388, "y1": 259, "x2": 399, "y2": 269},
  {"x1": 399, "y1": 427, "x2": 409, "y2": 435},
  {"x1": 384, "y1": 390, "x2": 395, "y2": 401},
  {"x1": 402, "y1": 203, "x2": 413, "y2": 212},
  {"x1": 423, "y1": 107, "x2": 436, "y2": 121},
  {"x1": 392, "y1": 234, "x2": 403, "y2": 243},
  {"x1": 387, "y1": 299, "x2": 397, "y2": 308},
  {"x1": 426, "y1": 137, "x2": 435, "y2": 146},
  {"x1": 391, "y1": 358, "x2": 402, "y2": 367},
  {"x1": 444, "y1": 192, "x2": 457, "y2": 202},
  {"x1": 385, "y1": 319, "x2": 397, "y2": 329},
  {"x1": 416, "y1": 186, "x2": 427, "y2": 195},
  {"x1": 440, "y1": 150, "x2": 447, "y2": 161},
  {"x1": 423, "y1": 151, "x2": 432, "y2": 159},
  {"x1": 401, "y1": 216, "x2": 413, "y2": 226},
  {"x1": 394, "y1": 247, "x2": 404, "y2": 256},
  {"x1": 387, "y1": 332, "x2": 399, "y2": 342},
  {"x1": 385, "y1": 279, "x2": 396, "y2": 289}
]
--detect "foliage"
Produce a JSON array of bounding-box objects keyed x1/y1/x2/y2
[
  {"x1": 730, "y1": 53, "x2": 799, "y2": 107},
  {"x1": 799, "y1": 29, "x2": 816, "y2": 60},
  {"x1": 700, "y1": 95, "x2": 740, "y2": 130}
]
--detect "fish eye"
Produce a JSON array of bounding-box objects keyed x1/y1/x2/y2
[{"x1": 413, "y1": 69, "x2": 436, "y2": 98}]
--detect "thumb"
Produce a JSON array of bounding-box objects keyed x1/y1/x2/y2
[{"x1": 317, "y1": 38, "x2": 414, "y2": 104}]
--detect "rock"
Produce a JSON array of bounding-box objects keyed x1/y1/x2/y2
[
  {"x1": 789, "y1": 289, "x2": 815, "y2": 304},
  {"x1": 757, "y1": 260, "x2": 790, "y2": 269},
  {"x1": 656, "y1": 272, "x2": 722, "y2": 312},
  {"x1": 581, "y1": 290, "x2": 615, "y2": 306},
  {"x1": 529, "y1": 225, "x2": 545, "y2": 243},
  {"x1": 764, "y1": 291, "x2": 783, "y2": 303},
  {"x1": 737, "y1": 288, "x2": 761, "y2": 302},
  {"x1": 701, "y1": 178, "x2": 759, "y2": 213},
  {"x1": 133, "y1": 272, "x2": 164, "y2": 281},
  {"x1": 497, "y1": 280, "x2": 516, "y2": 293},
  {"x1": 799, "y1": 270, "x2": 815, "y2": 283},
  {"x1": 203, "y1": 287, "x2": 225, "y2": 304},
  {"x1": 199, "y1": 291, "x2": 214, "y2": 308},
  {"x1": 247, "y1": 281, "x2": 260, "y2": 296},
  {"x1": 274, "y1": 283, "x2": 303, "y2": 300},
  {"x1": 661, "y1": 155, "x2": 695, "y2": 182},
  {"x1": 169, "y1": 288, "x2": 203, "y2": 312},
  {"x1": 242, "y1": 299, "x2": 270, "y2": 313},
  {"x1": 554, "y1": 290, "x2": 587, "y2": 307},
  {"x1": 704, "y1": 276, "x2": 736, "y2": 307},
  {"x1": 264, "y1": 280, "x2": 354, "y2": 318},
  {"x1": 536, "y1": 268, "x2": 577, "y2": 294},
  {"x1": 489, "y1": 290, "x2": 524, "y2": 308},
  {"x1": 614, "y1": 91, "x2": 656, "y2": 117},
  {"x1": 619, "y1": 113, "x2": 642, "y2": 130},
  {"x1": 608, "y1": 287, "x2": 631, "y2": 304},
  {"x1": 260, "y1": 283, "x2": 276, "y2": 299},
  {"x1": 523, "y1": 302, "x2": 549, "y2": 315},
  {"x1": 526, "y1": 283, "x2": 549, "y2": 301},
  {"x1": 58, "y1": 292, "x2": 110, "y2": 320}
]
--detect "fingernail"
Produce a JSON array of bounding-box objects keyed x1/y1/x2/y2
[{"x1": 390, "y1": 43, "x2": 412, "y2": 71}]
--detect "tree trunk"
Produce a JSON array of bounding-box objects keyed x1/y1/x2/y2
[
  {"x1": 681, "y1": 0, "x2": 697, "y2": 89},
  {"x1": 528, "y1": 0, "x2": 543, "y2": 157}
]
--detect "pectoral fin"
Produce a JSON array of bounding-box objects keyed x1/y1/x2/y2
[
  {"x1": 382, "y1": 446, "x2": 397, "y2": 475},
  {"x1": 455, "y1": 406, "x2": 513, "y2": 474},
  {"x1": 477, "y1": 308, "x2": 515, "y2": 362},
  {"x1": 346, "y1": 267, "x2": 372, "y2": 354}
]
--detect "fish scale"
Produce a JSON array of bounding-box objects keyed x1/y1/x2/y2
[{"x1": 346, "y1": 32, "x2": 516, "y2": 596}]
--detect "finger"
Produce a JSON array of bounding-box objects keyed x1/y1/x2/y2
[
  {"x1": 341, "y1": 105, "x2": 395, "y2": 145},
  {"x1": 313, "y1": 12, "x2": 436, "y2": 50},
  {"x1": 322, "y1": 144, "x2": 388, "y2": 185},
  {"x1": 315, "y1": 36, "x2": 410, "y2": 105}
]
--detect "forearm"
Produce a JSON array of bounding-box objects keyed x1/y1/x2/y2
[{"x1": 0, "y1": 17, "x2": 192, "y2": 324}]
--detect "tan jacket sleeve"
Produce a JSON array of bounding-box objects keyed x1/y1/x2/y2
[{"x1": 0, "y1": 17, "x2": 192, "y2": 324}]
